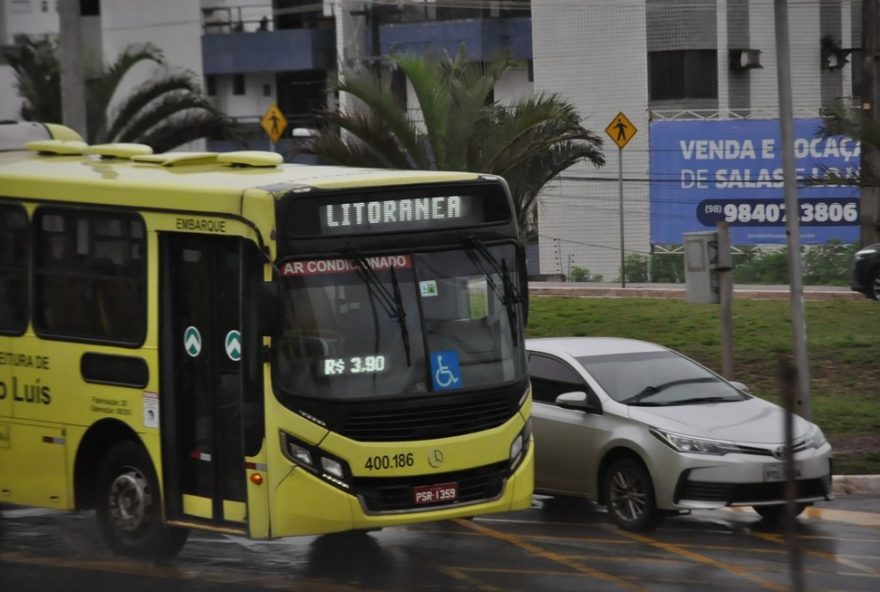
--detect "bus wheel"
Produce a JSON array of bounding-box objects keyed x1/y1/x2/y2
[{"x1": 95, "y1": 440, "x2": 189, "y2": 559}]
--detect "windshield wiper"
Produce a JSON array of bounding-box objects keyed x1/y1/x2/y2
[
  {"x1": 620, "y1": 377, "x2": 718, "y2": 405},
  {"x1": 389, "y1": 265, "x2": 411, "y2": 366},
  {"x1": 621, "y1": 384, "x2": 662, "y2": 404},
  {"x1": 346, "y1": 248, "x2": 411, "y2": 366},
  {"x1": 663, "y1": 396, "x2": 736, "y2": 406},
  {"x1": 464, "y1": 237, "x2": 522, "y2": 344}
]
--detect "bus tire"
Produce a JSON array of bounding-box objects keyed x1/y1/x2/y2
[{"x1": 95, "y1": 440, "x2": 189, "y2": 559}]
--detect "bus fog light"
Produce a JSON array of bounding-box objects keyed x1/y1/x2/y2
[{"x1": 321, "y1": 457, "x2": 344, "y2": 479}]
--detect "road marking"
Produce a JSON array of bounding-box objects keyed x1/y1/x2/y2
[
  {"x1": 723, "y1": 505, "x2": 880, "y2": 529},
  {"x1": 751, "y1": 532, "x2": 880, "y2": 576},
  {"x1": 456, "y1": 519, "x2": 644, "y2": 591},
  {"x1": 0, "y1": 551, "x2": 366, "y2": 592},
  {"x1": 430, "y1": 562, "x2": 501, "y2": 592},
  {"x1": 604, "y1": 525, "x2": 788, "y2": 591}
]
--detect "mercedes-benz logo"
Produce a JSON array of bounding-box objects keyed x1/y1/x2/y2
[{"x1": 428, "y1": 449, "x2": 444, "y2": 468}]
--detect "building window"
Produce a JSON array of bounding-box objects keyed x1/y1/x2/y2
[
  {"x1": 233, "y1": 74, "x2": 246, "y2": 96},
  {"x1": 80, "y1": 0, "x2": 100, "y2": 16},
  {"x1": 34, "y1": 208, "x2": 147, "y2": 345},
  {"x1": 206, "y1": 75, "x2": 217, "y2": 97},
  {"x1": 0, "y1": 204, "x2": 28, "y2": 334},
  {"x1": 648, "y1": 50, "x2": 718, "y2": 101}
]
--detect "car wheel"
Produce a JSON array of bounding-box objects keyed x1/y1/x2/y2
[
  {"x1": 95, "y1": 440, "x2": 189, "y2": 559},
  {"x1": 603, "y1": 457, "x2": 664, "y2": 531},
  {"x1": 868, "y1": 267, "x2": 880, "y2": 301},
  {"x1": 753, "y1": 503, "x2": 807, "y2": 522}
]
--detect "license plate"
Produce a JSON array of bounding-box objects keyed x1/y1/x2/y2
[
  {"x1": 413, "y1": 482, "x2": 458, "y2": 505},
  {"x1": 764, "y1": 462, "x2": 803, "y2": 482}
]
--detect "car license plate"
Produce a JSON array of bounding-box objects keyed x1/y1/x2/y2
[
  {"x1": 413, "y1": 482, "x2": 458, "y2": 505},
  {"x1": 764, "y1": 462, "x2": 803, "y2": 482}
]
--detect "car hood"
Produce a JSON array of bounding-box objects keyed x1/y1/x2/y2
[{"x1": 627, "y1": 396, "x2": 811, "y2": 444}]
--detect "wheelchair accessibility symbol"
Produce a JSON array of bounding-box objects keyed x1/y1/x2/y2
[{"x1": 430, "y1": 351, "x2": 462, "y2": 391}]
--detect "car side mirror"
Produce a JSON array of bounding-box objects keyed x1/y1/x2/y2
[
  {"x1": 730, "y1": 380, "x2": 750, "y2": 393},
  {"x1": 259, "y1": 281, "x2": 281, "y2": 336},
  {"x1": 555, "y1": 391, "x2": 603, "y2": 414}
]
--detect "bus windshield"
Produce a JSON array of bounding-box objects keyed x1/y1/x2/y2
[{"x1": 273, "y1": 244, "x2": 525, "y2": 400}]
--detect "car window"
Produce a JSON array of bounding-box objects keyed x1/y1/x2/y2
[
  {"x1": 576, "y1": 350, "x2": 747, "y2": 405},
  {"x1": 527, "y1": 353, "x2": 587, "y2": 404}
]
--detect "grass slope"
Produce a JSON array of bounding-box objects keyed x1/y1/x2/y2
[{"x1": 526, "y1": 296, "x2": 880, "y2": 474}]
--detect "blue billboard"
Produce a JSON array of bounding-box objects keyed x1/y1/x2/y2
[{"x1": 649, "y1": 119, "x2": 860, "y2": 244}]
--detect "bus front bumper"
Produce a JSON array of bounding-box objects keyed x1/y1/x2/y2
[{"x1": 269, "y1": 443, "x2": 533, "y2": 537}]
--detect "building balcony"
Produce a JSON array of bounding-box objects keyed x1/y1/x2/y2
[
  {"x1": 378, "y1": 17, "x2": 532, "y2": 60},
  {"x1": 202, "y1": 28, "x2": 335, "y2": 75}
]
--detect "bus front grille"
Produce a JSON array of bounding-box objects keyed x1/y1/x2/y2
[
  {"x1": 337, "y1": 399, "x2": 518, "y2": 442},
  {"x1": 354, "y1": 462, "x2": 509, "y2": 513}
]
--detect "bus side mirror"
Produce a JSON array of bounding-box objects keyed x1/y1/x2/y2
[{"x1": 259, "y1": 281, "x2": 281, "y2": 336}]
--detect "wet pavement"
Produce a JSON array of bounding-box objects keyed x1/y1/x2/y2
[{"x1": 2, "y1": 495, "x2": 879, "y2": 591}]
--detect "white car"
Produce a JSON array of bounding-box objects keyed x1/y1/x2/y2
[{"x1": 527, "y1": 337, "x2": 833, "y2": 530}]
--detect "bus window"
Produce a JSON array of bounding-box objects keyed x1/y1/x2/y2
[
  {"x1": 34, "y1": 208, "x2": 146, "y2": 344},
  {"x1": 0, "y1": 204, "x2": 28, "y2": 334}
]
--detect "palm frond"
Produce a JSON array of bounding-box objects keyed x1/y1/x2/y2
[
  {"x1": 101, "y1": 74, "x2": 207, "y2": 143},
  {"x1": 334, "y1": 68, "x2": 427, "y2": 167},
  {"x1": 8, "y1": 36, "x2": 62, "y2": 122},
  {"x1": 111, "y1": 92, "x2": 221, "y2": 146},
  {"x1": 297, "y1": 108, "x2": 417, "y2": 169},
  {"x1": 135, "y1": 111, "x2": 235, "y2": 153},
  {"x1": 390, "y1": 52, "x2": 452, "y2": 167}
]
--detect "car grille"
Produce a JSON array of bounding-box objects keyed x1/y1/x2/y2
[
  {"x1": 354, "y1": 462, "x2": 509, "y2": 513},
  {"x1": 676, "y1": 477, "x2": 828, "y2": 503},
  {"x1": 732, "y1": 439, "x2": 808, "y2": 457},
  {"x1": 336, "y1": 398, "x2": 518, "y2": 442}
]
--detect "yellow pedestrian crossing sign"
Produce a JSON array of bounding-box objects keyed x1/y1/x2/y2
[
  {"x1": 605, "y1": 112, "x2": 637, "y2": 150},
  {"x1": 261, "y1": 103, "x2": 287, "y2": 144}
]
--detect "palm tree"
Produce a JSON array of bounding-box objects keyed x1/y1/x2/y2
[
  {"x1": 816, "y1": 102, "x2": 880, "y2": 188},
  {"x1": 7, "y1": 36, "x2": 61, "y2": 124},
  {"x1": 9, "y1": 36, "x2": 235, "y2": 153},
  {"x1": 296, "y1": 50, "x2": 605, "y2": 235}
]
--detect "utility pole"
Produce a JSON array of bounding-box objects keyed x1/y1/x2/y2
[
  {"x1": 774, "y1": 0, "x2": 812, "y2": 421},
  {"x1": 58, "y1": 0, "x2": 87, "y2": 138},
  {"x1": 862, "y1": 0, "x2": 880, "y2": 246},
  {"x1": 717, "y1": 222, "x2": 734, "y2": 380}
]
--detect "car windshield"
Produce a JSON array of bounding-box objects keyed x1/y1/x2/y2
[
  {"x1": 273, "y1": 245, "x2": 525, "y2": 400},
  {"x1": 576, "y1": 351, "x2": 747, "y2": 406}
]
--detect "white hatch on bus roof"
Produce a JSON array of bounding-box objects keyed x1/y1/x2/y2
[
  {"x1": 131, "y1": 152, "x2": 219, "y2": 166},
  {"x1": 25, "y1": 139, "x2": 89, "y2": 155},
  {"x1": 85, "y1": 143, "x2": 154, "y2": 159},
  {"x1": 217, "y1": 151, "x2": 283, "y2": 168}
]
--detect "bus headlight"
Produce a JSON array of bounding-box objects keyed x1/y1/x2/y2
[
  {"x1": 280, "y1": 431, "x2": 352, "y2": 490},
  {"x1": 509, "y1": 419, "x2": 532, "y2": 470},
  {"x1": 321, "y1": 457, "x2": 345, "y2": 479}
]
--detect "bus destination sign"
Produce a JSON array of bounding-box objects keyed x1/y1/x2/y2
[{"x1": 319, "y1": 196, "x2": 472, "y2": 234}]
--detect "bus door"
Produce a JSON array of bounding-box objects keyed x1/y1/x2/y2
[{"x1": 159, "y1": 234, "x2": 261, "y2": 528}]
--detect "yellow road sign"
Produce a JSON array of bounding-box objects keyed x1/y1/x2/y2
[
  {"x1": 605, "y1": 112, "x2": 637, "y2": 150},
  {"x1": 261, "y1": 103, "x2": 287, "y2": 144}
]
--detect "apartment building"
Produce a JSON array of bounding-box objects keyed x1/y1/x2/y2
[{"x1": 0, "y1": 0, "x2": 865, "y2": 278}]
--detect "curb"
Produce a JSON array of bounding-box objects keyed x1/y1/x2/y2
[
  {"x1": 528, "y1": 285, "x2": 863, "y2": 301},
  {"x1": 832, "y1": 474, "x2": 880, "y2": 495}
]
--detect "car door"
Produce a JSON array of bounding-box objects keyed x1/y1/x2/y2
[{"x1": 528, "y1": 352, "x2": 597, "y2": 495}]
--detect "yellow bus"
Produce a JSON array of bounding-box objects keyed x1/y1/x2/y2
[{"x1": 0, "y1": 121, "x2": 533, "y2": 558}]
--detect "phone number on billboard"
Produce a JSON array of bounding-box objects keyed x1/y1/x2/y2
[{"x1": 697, "y1": 198, "x2": 859, "y2": 226}]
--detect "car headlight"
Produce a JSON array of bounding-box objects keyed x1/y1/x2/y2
[
  {"x1": 855, "y1": 247, "x2": 877, "y2": 258},
  {"x1": 650, "y1": 428, "x2": 737, "y2": 455},
  {"x1": 805, "y1": 424, "x2": 828, "y2": 449}
]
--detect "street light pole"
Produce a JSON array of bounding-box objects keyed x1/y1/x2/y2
[
  {"x1": 774, "y1": 0, "x2": 812, "y2": 421},
  {"x1": 58, "y1": 0, "x2": 87, "y2": 138}
]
